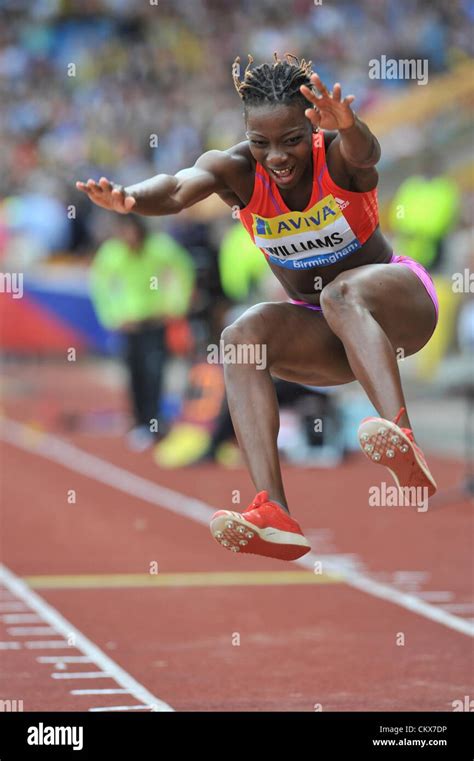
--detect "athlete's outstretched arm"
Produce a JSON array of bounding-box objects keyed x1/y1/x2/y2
[{"x1": 75, "y1": 150, "x2": 231, "y2": 216}]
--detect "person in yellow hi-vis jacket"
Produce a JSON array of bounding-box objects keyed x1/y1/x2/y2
[
  {"x1": 90, "y1": 215, "x2": 195, "y2": 450},
  {"x1": 389, "y1": 171, "x2": 460, "y2": 379},
  {"x1": 218, "y1": 222, "x2": 268, "y2": 304}
]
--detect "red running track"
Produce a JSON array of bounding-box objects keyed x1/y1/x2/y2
[{"x1": 0, "y1": 362, "x2": 472, "y2": 712}]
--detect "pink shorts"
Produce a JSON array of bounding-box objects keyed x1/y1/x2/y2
[{"x1": 289, "y1": 253, "x2": 439, "y2": 323}]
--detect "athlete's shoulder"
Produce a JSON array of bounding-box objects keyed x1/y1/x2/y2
[
  {"x1": 223, "y1": 141, "x2": 256, "y2": 184},
  {"x1": 195, "y1": 141, "x2": 254, "y2": 178},
  {"x1": 194, "y1": 142, "x2": 255, "y2": 208},
  {"x1": 224, "y1": 140, "x2": 255, "y2": 166}
]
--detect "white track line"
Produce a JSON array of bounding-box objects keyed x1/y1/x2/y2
[
  {"x1": 0, "y1": 564, "x2": 173, "y2": 711},
  {"x1": 0, "y1": 642, "x2": 21, "y2": 649},
  {"x1": 441, "y1": 603, "x2": 474, "y2": 613},
  {"x1": 1, "y1": 614, "x2": 42, "y2": 623},
  {"x1": 51, "y1": 672, "x2": 112, "y2": 680},
  {"x1": 25, "y1": 640, "x2": 70, "y2": 649},
  {"x1": 297, "y1": 553, "x2": 474, "y2": 636},
  {"x1": 7, "y1": 626, "x2": 56, "y2": 636},
  {"x1": 2, "y1": 418, "x2": 472, "y2": 638},
  {"x1": 71, "y1": 689, "x2": 130, "y2": 695},
  {"x1": 418, "y1": 591, "x2": 454, "y2": 602},
  {"x1": 89, "y1": 705, "x2": 150, "y2": 712},
  {"x1": 37, "y1": 656, "x2": 93, "y2": 664}
]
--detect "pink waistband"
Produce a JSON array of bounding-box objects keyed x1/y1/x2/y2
[
  {"x1": 288, "y1": 298, "x2": 322, "y2": 311},
  {"x1": 390, "y1": 253, "x2": 439, "y2": 321}
]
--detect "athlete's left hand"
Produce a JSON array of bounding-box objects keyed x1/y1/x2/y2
[{"x1": 300, "y1": 74, "x2": 356, "y2": 131}]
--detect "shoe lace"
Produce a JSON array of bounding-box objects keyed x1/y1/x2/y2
[
  {"x1": 393, "y1": 407, "x2": 414, "y2": 441},
  {"x1": 252, "y1": 490, "x2": 269, "y2": 507},
  {"x1": 245, "y1": 491, "x2": 270, "y2": 512}
]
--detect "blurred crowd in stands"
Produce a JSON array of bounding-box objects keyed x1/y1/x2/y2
[{"x1": 0, "y1": 0, "x2": 472, "y2": 260}]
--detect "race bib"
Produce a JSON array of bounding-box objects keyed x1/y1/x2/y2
[{"x1": 252, "y1": 194, "x2": 360, "y2": 269}]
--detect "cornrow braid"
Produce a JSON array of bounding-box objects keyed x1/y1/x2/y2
[{"x1": 232, "y1": 52, "x2": 315, "y2": 111}]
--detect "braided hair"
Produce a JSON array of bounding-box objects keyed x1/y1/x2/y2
[{"x1": 232, "y1": 52, "x2": 315, "y2": 114}]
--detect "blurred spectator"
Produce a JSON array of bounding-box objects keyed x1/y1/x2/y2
[
  {"x1": 218, "y1": 223, "x2": 268, "y2": 305},
  {"x1": 389, "y1": 151, "x2": 460, "y2": 273},
  {"x1": 89, "y1": 215, "x2": 195, "y2": 450},
  {"x1": 167, "y1": 218, "x2": 225, "y2": 346}
]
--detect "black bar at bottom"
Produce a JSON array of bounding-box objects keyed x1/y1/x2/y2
[{"x1": 0, "y1": 711, "x2": 472, "y2": 759}]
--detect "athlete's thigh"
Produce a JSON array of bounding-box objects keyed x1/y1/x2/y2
[
  {"x1": 333, "y1": 262, "x2": 437, "y2": 354},
  {"x1": 230, "y1": 301, "x2": 354, "y2": 386}
]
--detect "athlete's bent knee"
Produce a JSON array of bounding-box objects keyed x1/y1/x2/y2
[
  {"x1": 320, "y1": 276, "x2": 364, "y2": 316},
  {"x1": 220, "y1": 312, "x2": 267, "y2": 347}
]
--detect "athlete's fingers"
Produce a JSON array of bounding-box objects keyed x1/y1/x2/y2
[
  {"x1": 304, "y1": 107, "x2": 321, "y2": 129},
  {"x1": 76, "y1": 179, "x2": 133, "y2": 212},
  {"x1": 86, "y1": 179, "x2": 103, "y2": 195},
  {"x1": 111, "y1": 188, "x2": 124, "y2": 202},
  {"x1": 98, "y1": 177, "x2": 113, "y2": 192},
  {"x1": 123, "y1": 195, "x2": 137, "y2": 212},
  {"x1": 76, "y1": 183, "x2": 99, "y2": 202},
  {"x1": 333, "y1": 83, "x2": 342, "y2": 102},
  {"x1": 310, "y1": 72, "x2": 331, "y2": 98},
  {"x1": 77, "y1": 180, "x2": 102, "y2": 196},
  {"x1": 111, "y1": 186, "x2": 129, "y2": 210},
  {"x1": 300, "y1": 83, "x2": 320, "y2": 106},
  {"x1": 343, "y1": 95, "x2": 356, "y2": 106}
]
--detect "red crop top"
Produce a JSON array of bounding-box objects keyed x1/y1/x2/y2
[{"x1": 239, "y1": 131, "x2": 379, "y2": 270}]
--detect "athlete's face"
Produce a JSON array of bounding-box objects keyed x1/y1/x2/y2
[{"x1": 245, "y1": 103, "x2": 313, "y2": 190}]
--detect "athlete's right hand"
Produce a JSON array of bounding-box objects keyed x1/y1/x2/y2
[{"x1": 75, "y1": 177, "x2": 137, "y2": 214}]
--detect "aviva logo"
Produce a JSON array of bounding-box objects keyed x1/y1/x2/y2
[
  {"x1": 255, "y1": 217, "x2": 272, "y2": 235},
  {"x1": 251, "y1": 192, "x2": 360, "y2": 269},
  {"x1": 253, "y1": 195, "x2": 339, "y2": 239}
]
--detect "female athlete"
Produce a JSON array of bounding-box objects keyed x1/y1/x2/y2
[{"x1": 77, "y1": 54, "x2": 438, "y2": 562}]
